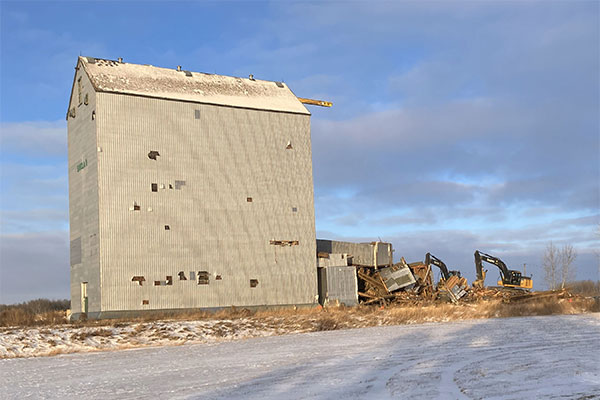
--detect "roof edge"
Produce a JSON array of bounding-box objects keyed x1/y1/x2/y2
[{"x1": 96, "y1": 90, "x2": 312, "y2": 116}]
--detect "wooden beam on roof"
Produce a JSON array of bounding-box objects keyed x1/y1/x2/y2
[{"x1": 297, "y1": 97, "x2": 333, "y2": 107}]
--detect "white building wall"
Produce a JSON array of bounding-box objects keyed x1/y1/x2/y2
[
  {"x1": 67, "y1": 67, "x2": 101, "y2": 316},
  {"x1": 95, "y1": 93, "x2": 318, "y2": 313}
]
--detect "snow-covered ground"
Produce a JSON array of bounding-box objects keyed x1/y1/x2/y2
[
  {"x1": 0, "y1": 317, "x2": 301, "y2": 358},
  {"x1": 1, "y1": 314, "x2": 599, "y2": 399}
]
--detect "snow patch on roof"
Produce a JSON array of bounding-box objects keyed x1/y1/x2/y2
[{"x1": 79, "y1": 57, "x2": 310, "y2": 115}]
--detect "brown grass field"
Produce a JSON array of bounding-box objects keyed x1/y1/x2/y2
[{"x1": 1, "y1": 294, "x2": 598, "y2": 330}]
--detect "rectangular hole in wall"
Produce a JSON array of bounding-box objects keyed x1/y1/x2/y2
[
  {"x1": 148, "y1": 151, "x2": 160, "y2": 160},
  {"x1": 250, "y1": 279, "x2": 259, "y2": 288},
  {"x1": 198, "y1": 271, "x2": 209, "y2": 285},
  {"x1": 166, "y1": 276, "x2": 173, "y2": 285},
  {"x1": 133, "y1": 204, "x2": 140, "y2": 211},
  {"x1": 215, "y1": 275, "x2": 222, "y2": 280},
  {"x1": 151, "y1": 183, "x2": 158, "y2": 192},
  {"x1": 154, "y1": 280, "x2": 161, "y2": 286},
  {"x1": 247, "y1": 197, "x2": 253, "y2": 203},
  {"x1": 178, "y1": 271, "x2": 187, "y2": 280},
  {"x1": 269, "y1": 240, "x2": 299, "y2": 246},
  {"x1": 174, "y1": 180, "x2": 186, "y2": 190},
  {"x1": 142, "y1": 300, "x2": 149, "y2": 305},
  {"x1": 292, "y1": 207, "x2": 298, "y2": 212},
  {"x1": 165, "y1": 225, "x2": 170, "y2": 230},
  {"x1": 132, "y1": 276, "x2": 145, "y2": 286}
]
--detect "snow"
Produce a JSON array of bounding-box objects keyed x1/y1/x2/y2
[
  {"x1": 1, "y1": 314, "x2": 599, "y2": 399},
  {"x1": 0, "y1": 317, "x2": 299, "y2": 359},
  {"x1": 79, "y1": 57, "x2": 310, "y2": 115}
]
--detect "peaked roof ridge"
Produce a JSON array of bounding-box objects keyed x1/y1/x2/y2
[{"x1": 76, "y1": 56, "x2": 310, "y2": 115}]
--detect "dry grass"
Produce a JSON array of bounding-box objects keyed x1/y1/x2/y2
[
  {"x1": 0, "y1": 309, "x2": 68, "y2": 327},
  {"x1": 0, "y1": 299, "x2": 69, "y2": 327},
  {"x1": 1, "y1": 294, "x2": 597, "y2": 332}
]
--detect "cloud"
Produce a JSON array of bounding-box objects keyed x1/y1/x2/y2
[
  {"x1": 0, "y1": 121, "x2": 66, "y2": 158},
  {"x1": 0, "y1": 162, "x2": 68, "y2": 232},
  {"x1": 0, "y1": 231, "x2": 69, "y2": 304},
  {"x1": 1, "y1": 209, "x2": 68, "y2": 234}
]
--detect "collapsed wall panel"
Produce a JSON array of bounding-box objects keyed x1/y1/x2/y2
[
  {"x1": 316, "y1": 239, "x2": 393, "y2": 267},
  {"x1": 318, "y1": 265, "x2": 359, "y2": 307}
]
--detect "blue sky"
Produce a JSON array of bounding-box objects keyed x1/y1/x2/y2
[{"x1": 0, "y1": 1, "x2": 598, "y2": 303}]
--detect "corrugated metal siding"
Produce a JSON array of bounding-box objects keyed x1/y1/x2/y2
[
  {"x1": 96, "y1": 93, "x2": 317, "y2": 312},
  {"x1": 316, "y1": 240, "x2": 393, "y2": 267},
  {"x1": 318, "y1": 266, "x2": 358, "y2": 306},
  {"x1": 68, "y1": 68, "x2": 101, "y2": 314}
]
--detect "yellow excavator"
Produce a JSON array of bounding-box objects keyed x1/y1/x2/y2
[{"x1": 473, "y1": 250, "x2": 533, "y2": 290}]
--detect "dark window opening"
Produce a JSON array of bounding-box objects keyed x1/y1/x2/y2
[
  {"x1": 142, "y1": 300, "x2": 149, "y2": 305},
  {"x1": 174, "y1": 180, "x2": 186, "y2": 190},
  {"x1": 132, "y1": 276, "x2": 146, "y2": 286},
  {"x1": 148, "y1": 151, "x2": 160, "y2": 160},
  {"x1": 77, "y1": 77, "x2": 82, "y2": 105},
  {"x1": 275, "y1": 82, "x2": 284, "y2": 88},
  {"x1": 151, "y1": 183, "x2": 158, "y2": 192},
  {"x1": 286, "y1": 142, "x2": 293, "y2": 150},
  {"x1": 215, "y1": 275, "x2": 222, "y2": 280},
  {"x1": 198, "y1": 271, "x2": 209, "y2": 285},
  {"x1": 165, "y1": 225, "x2": 170, "y2": 230},
  {"x1": 169, "y1": 184, "x2": 173, "y2": 189},
  {"x1": 154, "y1": 280, "x2": 161, "y2": 286},
  {"x1": 133, "y1": 204, "x2": 140, "y2": 211},
  {"x1": 250, "y1": 279, "x2": 259, "y2": 288},
  {"x1": 84, "y1": 93, "x2": 89, "y2": 106},
  {"x1": 166, "y1": 276, "x2": 173, "y2": 285},
  {"x1": 91, "y1": 111, "x2": 96, "y2": 120},
  {"x1": 194, "y1": 109, "x2": 200, "y2": 119},
  {"x1": 247, "y1": 197, "x2": 253, "y2": 203},
  {"x1": 269, "y1": 240, "x2": 299, "y2": 246},
  {"x1": 292, "y1": 207, "x2": 298, "y2": 212},
  {"x1": 178, "y1": 271, "x2": 187, "y2": 280}
]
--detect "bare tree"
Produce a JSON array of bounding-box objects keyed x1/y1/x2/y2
[
  {"x1": 543, "y1": 242, "x2": 559, "y2": 290},
  {"x1": 543, "y1": 242, "x2": 577, "y2": 290},
  {"x1": 559, "y1": 244, "x2": 577, "y2": 289}
]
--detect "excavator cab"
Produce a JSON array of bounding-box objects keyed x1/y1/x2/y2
[
  {"x1": 498, "y1": 271, "x2": 532, "y2": 289},
  {"x1": 474, "y1": 250, "x2": 532, "y2": 290}
]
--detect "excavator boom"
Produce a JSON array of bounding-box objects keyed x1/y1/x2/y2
[
  {"x1": 473, "y1": 250, "x2": 532, "y2": 290},
  {"x1": 425, "y1": 253, "x2": 460, "y2": 281},
  {"x1": 297, "y1": 97, "x2": 333, "y2": 107}
]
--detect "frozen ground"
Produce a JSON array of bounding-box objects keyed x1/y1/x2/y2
[{"x1": 1, "y1": 314, "x2": 599, "y2": 399}]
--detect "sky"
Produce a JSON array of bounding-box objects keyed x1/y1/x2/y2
[{"x1": 0, "y1": 1, "x2": 598, "y2": 303}]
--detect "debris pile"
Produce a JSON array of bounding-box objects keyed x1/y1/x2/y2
[
  {"x1": 437, "y1": 275, "x2": 470, "y2": 303},
  {"x1": 356, "y1": 257, "x2": 471, "y2": 305},
  {"x1": 466, "y1": 288, "x2": 573, "y2": 303}
]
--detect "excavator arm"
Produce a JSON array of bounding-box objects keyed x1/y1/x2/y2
[
  {"x1": 473, "y1": 250, "x2": 532, "y2": 289},
  {"x1": 475, "y1": 251, "x2": 510, "y2": 281},
  {"x1": 425, "y1": 253, "x2": 461, "y2": 281}
]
